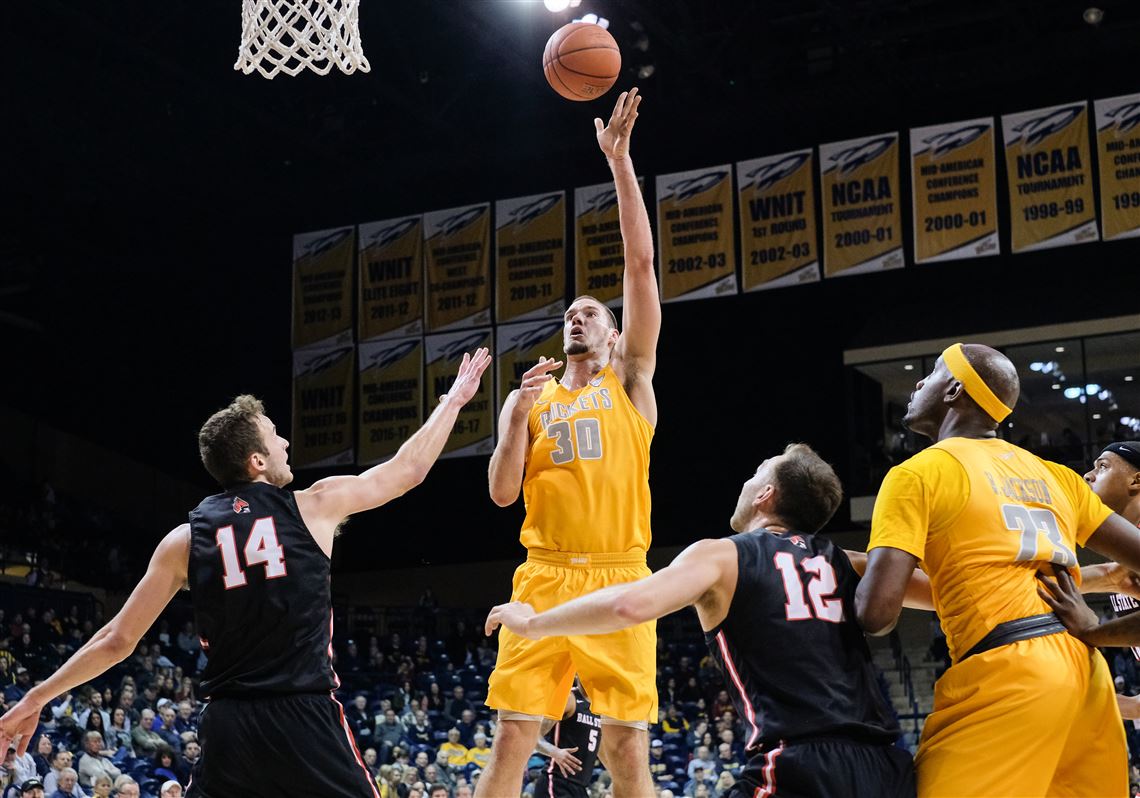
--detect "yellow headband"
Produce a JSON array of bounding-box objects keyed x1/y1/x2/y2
[{"x1": 942, "y1": 343, "x2": 1013, "y2": 423}]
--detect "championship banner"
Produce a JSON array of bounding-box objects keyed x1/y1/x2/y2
[
  {"x1": 573, "y1": 177, "x2": 645, "y2": 308},
  {"x1": 1094, "y1": 93, "x2": 1140, "y2": 241},
  {"x1": 495, "y1": 191, "x2": 567, "y2": 323},
  {"x1": 424, "y1": 328, "x2": 494, "y2": 459},
  {"x1": 910, "y1": 118, "x2": 1000, "y2": 263},
  {"x1": 292, "y1": 344, "x2": 354, "y2": 469},
  {"x1": 656, "y1": 166, "x2": 738, "y2": 303},
  {"x1": 423, "y1": 203, "x2": 492, "y2": 332},
  {"x1": 357, "y1": 337, "x2": 423, "y2": 465},
  {"x1": 358, "y1": 216, "x2": 424, "y2": 341},
  {"x1": 292, "y1": 227, "x2": 355, "y2": 350},
  {"x1": 1002, "y1": 102, "x2": 1099, "y2": 253},
  {"x1": 736, "y1": 150, "x2": 821, "y2": 291},
  {"x1": 819, "y1": 133, "x2": 905, "y2": 277},
  {"x1": 495, "y1": 319, "x2": 564, "y2": 415}
]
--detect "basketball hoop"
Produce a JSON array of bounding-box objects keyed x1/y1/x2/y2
[{"x1": 235, "y1": 0, "x2": 370, "y2": 79}]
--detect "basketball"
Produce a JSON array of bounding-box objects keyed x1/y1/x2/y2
[{"x1": 542, "y1": 22, "x2": 621, "y2": 102}]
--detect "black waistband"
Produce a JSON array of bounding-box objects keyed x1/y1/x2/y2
[{"x1": 959, "y1": 613, "x2": 1066, "y2": 663}]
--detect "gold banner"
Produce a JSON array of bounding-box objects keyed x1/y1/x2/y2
[
  {"x1": 1094, "y1": 94, "x2": 1140, "y2": 241},
  {"x1": 736, "y1": 151, "x2": 821, "y2": 291},
  {"x1": 292, "y1": 227, "x2": 355, "y2": 350},
  {"x1": 358, "y1": 216, "x2": 424, "y2": 341},
  {"x1": 495, "y1": 320, "x2": 565, "y2": 414},
  {"x1": 424, "y1": 329, "x2": 494, "y2": 459},
  {"x1": 495, "y1": 192, "x2": 567, "y2": 323},
  {"x1": 819, "y1": 134, "x2": 905, "y2": 277},
  {"x1": 910, "y1": 119, "x2": 1000, "y2": 263},
  {"x1": 656, "y1": 166, "x2": 738, "y2": 303},
  {"x1": 424, "y1": 204, "x2": 492, "y2": 331},
  {"x1": 357, "y1": 337, "x2": 423, "y2": 465},
  {"x1": 573, "y1": 178, "x2": 645, "y2": 308},
  {"x1": 292, "y1": 345, "x2": 355, "y2": 469},
  {"x1": 1002, "y1": 102, "x2": 1099, "y2": 253}
]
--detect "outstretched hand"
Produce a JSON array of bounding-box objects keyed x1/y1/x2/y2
[
  {"x1": 442, "y1": 347, "x2": 492, "y2": 406},
  {"x1": 485, "y1": 601, "x2": 539, "y2": 639},
  {"x1": 0, "y1": 695, "x2": 44, "y2": 757},
  {"x1": 1037, "y1": 567, "x2": 1100, "y2": 640},
  {"x1": 595, "y1": 87, "x2": 642, "y2": 160},
  {"x1": 512, "y1": 356, "x2": 562, "y2": 414}
]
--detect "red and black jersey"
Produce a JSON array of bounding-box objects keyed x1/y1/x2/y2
[
  {"x1": 534, "y1": 693, "x2": 600, "y2": 797},
  {"x1": 704, "y1": 530, "x2": 899, "y2": 752},
  {"x1": 188, "y1": 482, "x2": 337, "y2": 699}
]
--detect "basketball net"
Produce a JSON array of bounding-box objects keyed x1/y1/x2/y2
[{"x1": 235, "y1": 0, "x2": 370, "y2": 79}]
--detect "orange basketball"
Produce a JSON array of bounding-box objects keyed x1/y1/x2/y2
[{"x1": 542, "y1": 22, "x2": 621, "y2": 102}]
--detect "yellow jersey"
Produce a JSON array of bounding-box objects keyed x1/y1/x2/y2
[
  {"x1": 520, "y1": 364, "x2": 653, "y2": 553},
  {"x1": 869, "y1": 436, "x2": 1112, "y2": 661}
]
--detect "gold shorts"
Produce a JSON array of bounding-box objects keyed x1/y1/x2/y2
[{"x1": 486, "y1": 549, "x2": 658, "y2": 724}]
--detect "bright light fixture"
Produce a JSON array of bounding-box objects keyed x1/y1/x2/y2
[
  {"x1": 1064, "y1": 387, "x2": 1082, "y2": 399},
  {"x1": 904, "y1": 364, "x2": 915, "y2": 371},
  {"x1": 1055, "y1": 346, "x2": 1066, "y2": 353},
  {"x1": 544, "y1": 0, "x2": 570, "y2": 12},
  {"x1": 1052, "y1": 384, "x2": 1061, "y2": 390},
  {"x1": 1092, "y1": 413, "x2": 1102, "y2": 420},
  {"x1": 1127, "y1": 376, "x2": 1135, "y2": 382}
]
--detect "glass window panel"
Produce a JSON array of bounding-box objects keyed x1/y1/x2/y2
[
  {"x1": 1083, "y1": 331, "x2": 1140, "y2": 453},
  {"x1": 999, "y1": 339, "x2": 1086, "y2": 470}
]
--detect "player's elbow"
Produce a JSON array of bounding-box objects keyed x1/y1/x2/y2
[
  {"x1": 855, "y1": 596, "x2": 898, "y2": 637},
  {"x1": 489, "y1": 486, "x2": 518, "y2": 507},
  {"x1": 101, "y1": 629, "x2": 136, "y2": 661},
  {"x1": 612, "y1": 592, "x2": 652, "y2": 625}
]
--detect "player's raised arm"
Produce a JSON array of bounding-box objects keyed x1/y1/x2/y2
[
  {"x1": 488, "y1": 356, "x2": 562, "y2": 507},
  {"x1": 595, "y1": 88, "x2": 660, "y2": 388},
  {"x1": 0, "y1": 525, "x2": 190, "y2": 755},
  {"x1": 486, "y1": 538, "x2": 732, "y2": 639},
  {"x1": 298, "y1": 348, "x2": 491, "y2": 536}
]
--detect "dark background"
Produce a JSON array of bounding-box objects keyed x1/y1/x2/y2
[{"x1": 6, "y1": 0, "x2": 1139, "y2": 573}]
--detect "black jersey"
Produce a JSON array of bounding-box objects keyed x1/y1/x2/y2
[
  {"x1": 1110, "y1": 593, "x2": 1140, "y2": 660},
  {"x1": 188, "y1": 482, "x2": 337, "y2": 699},
  {"x1": 705, "y1": 530, "x2": 899, "y2": 751},
  {"x1": 535, "y1": 694, "x2": 600, "y2": 794}
]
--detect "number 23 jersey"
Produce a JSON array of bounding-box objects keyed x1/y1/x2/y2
[
  {"x1": 869, "y1": 437, "x2": 1113, "y2": 661},
  {"x1": 521, "y1": 364, "x2": 653, "y2": 554},
  {"x1": 188, "y1": 481, "x2": 337, "y2": 699}
]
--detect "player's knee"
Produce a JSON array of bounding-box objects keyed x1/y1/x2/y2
[{"x1": 600, "y1": 729, "x2": 648, "y2": 770}]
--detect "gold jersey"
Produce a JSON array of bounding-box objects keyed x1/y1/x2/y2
[
  {"x1": 520, "y1": 364, "x2": 653, "y2": 553},
  {"x1": 870, "y1": 436, "x2": 1112, "y2": 661}
]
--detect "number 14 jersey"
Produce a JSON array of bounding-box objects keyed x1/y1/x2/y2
[
  {"x1": 188, "y1": 482, "x2": 337, "y2": 699},
  {"x1": 521, "y1": 364, "x2": 653, "y2": 554}
]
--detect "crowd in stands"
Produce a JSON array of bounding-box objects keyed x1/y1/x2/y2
[{"x1": 6, "y1": 577, "x2": 1140, "y2": 797}]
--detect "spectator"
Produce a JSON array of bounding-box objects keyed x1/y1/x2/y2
[
  {"x1": 426, "y1": 683, "x2": 445, "y2": 715},
  {"x1": 113, "y1": 777, "x2": 139, "y2": 798},
  {"x1": 172, "y1": 701, "x2": 196, "y2": 737},
  {"x1": 375, "y1": 709, "x2": 405, "y2": 763},
  {"x1": 176, "y1": 740, "x2": 200, "y2": 783},
  {"x1": 465, "y1": 733, "x2": 491, "y2": 770},
  {"x1": 439, "y1": 729, "x2": 468, "y2": 769},
  {"x1": 159, "y1": 781, "x2": 182, "y2": 798},
  {"x1": 686, "y1": 746, "x2": 715, "y2": 780},
  {"x1": 455, "y1": 783, "x2": 473, "y2": 798},
  {"x1": 48, "y1": 767, "x2": 83, "y2": 798},
  {"x1": 130, "y1": 710, "x2": 163, "y2": 756},
  {"x1": 423, "y1": 765, "x2": 451, "y2": 794},
  {"x1": 154, "y1": 704, "x2": 182, "y2": 753},
  {"x1": 108, "y1": 708, "x2": 132, "y2": 754},
  {"x1": 77, "y1": 690, "x2": 110, "y2": 732},
  {"x1": 661, "y1": 705, "x2": 690, "y2": 736},
  {"x1": 407, "y1": 710, "x2": 432, "y2": 747},
  {"x1": 445, "y1": 687, "x2": 470, "y2": 722},
  {"x1": 648, "y1": 739, "x2": 673, "y2": 789},
  {"x1": 150, "y1": 749, "x2": 179, "y2": 787},
  {"x1": 84, "y1": 712, "x2": 116, "y2": 757},
  {"x1": 89, "y1": 774, "x2": 112, "y2": 798},
  {"x1": 346, "y1": 694, "x2": 374, "y2": 749},
  {"x1": 412, "y1": 751, "x2": 430, "y2": 780},
  {"x1": 77, "y1": 731, "x2": 121, "y2": 789},
  {"x1": 682, "y1": 765, "x2": 713, "y2": 798},
  {"x1": 41, "y1": 752, "x2": 73, "y2": 795},
  {"x1": 4, "y1": 669, "x2": 31, "y2": 703},
  {"x1": 713, "y1": 742, "x2": 741, "y2": 777},
  {"x1": 686, "y1": 720, "x2": 708, "y2": 751},
  {"x1": 4, "y1": 744, "x2": 36, "y2": 787},
  {"x1": 432, "y1": 750, "x2": 454, "y2": 781},
  {"x1": 713, "y1": 770, "x2": 735, "y2": 798},
  {"x1": 380, "y1": 765, "x2": 402, "y2": 798},
  {"x1": 455, "y1": 709, "x2": 477, "y2": 748},
  {"x1": 362, "y1": 748, "x2": 379, "y2": 779},
  {"x1": 428, "y1": 785, "x2": 448, "y2": 798},
  {"x1": 18, "y1": 779, "x2": 45, "y2": 798},
  {"x1": 31, "y1": 737, "x2": 53, "y2": 778}
]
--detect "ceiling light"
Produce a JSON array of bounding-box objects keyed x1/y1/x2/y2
[
  {"x1": 544, "y1": 0, "x2": 570, "y2": 12},
  {"x1": 904, "y1": 364, "x2": 915, "y2": 371},
  {"x1": 1052, "y1": 383, "x2": 1061, "y2": 390},
  {"x1": 1064, "y1": 387, "x2": 1082, "y2": 399},
  {"x1": 1054, "y1": 346, "x2": 1066, "y2": 353},
  {"x1": 1083, "y1": 7, "x2": 1104, "y2": 25},
  {"x1": 637, "y1": 64, "x2": 656, "y2": 79},
  {"x1": 1085, "y1": 383, "x2": 1101, "y2": 395},
  {"x1": 1092, "y1": 413, "x2": 1102, "y2": 420},
  {"x1": 1030, "y1": 361, "x2": 1044, "y2": 372},
  {"x1": 1126, "y1": 376, "x2": 1135, "y2": 382}
]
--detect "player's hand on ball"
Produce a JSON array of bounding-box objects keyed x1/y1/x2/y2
[
  {"x1": 595, "y1": 87, "x2": 641, "y2": 160},
  {"x1": 485, "y1": 601, "x2": 539, "y2": 639},
  {"x1": 1037, "y1": 567, "x2": 1099, "y2": 640},
  {"x1": 551, "y1": 746, "x2": 583, "y2": 777},
  {"x1": 442, "y1": 347, "x2": 491, "y2": 406},
  {"x1": 512, "y1": 357, "x2": 563, "y2": 415}
]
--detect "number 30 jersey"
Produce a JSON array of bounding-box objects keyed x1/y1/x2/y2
[
  {"x1": 705, "y1": 530, "x2": 899, "y2": 751},
  {"x1": 521, "y1": 364, "x2": 653, "y2": 554},
  {"x1": 870, "y1": 437, "x2": 1114, "y2": 662},
  {"x1": 188, "y1": 482, "x2": 337, "y2": 699}
]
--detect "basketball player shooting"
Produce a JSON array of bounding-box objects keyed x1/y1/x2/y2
[
  {"x1": 478, "y1": 87, "x2": 661, "y2": 798},
  {"x1": 0, "y1": 348, "x2": 490, "y2": 798}
]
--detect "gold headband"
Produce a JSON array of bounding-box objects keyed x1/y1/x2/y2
[{"x1": 942, "y1": 343, "x2": 1013, "y2": 423}]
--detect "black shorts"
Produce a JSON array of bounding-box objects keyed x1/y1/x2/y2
[
  {"x1": 187, "y1": 693, "x2": 379, "y2": 798},
  {"x1": 532, "y1": 770, "x2": 590, "y2": 798},
  {"x1": 727, "y1": 739, "x2": 915, "y2": 798}
]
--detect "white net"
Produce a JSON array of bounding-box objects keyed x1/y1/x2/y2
[{"x1": 235, "y1": 0, "x2": 370, "y2": 79}]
